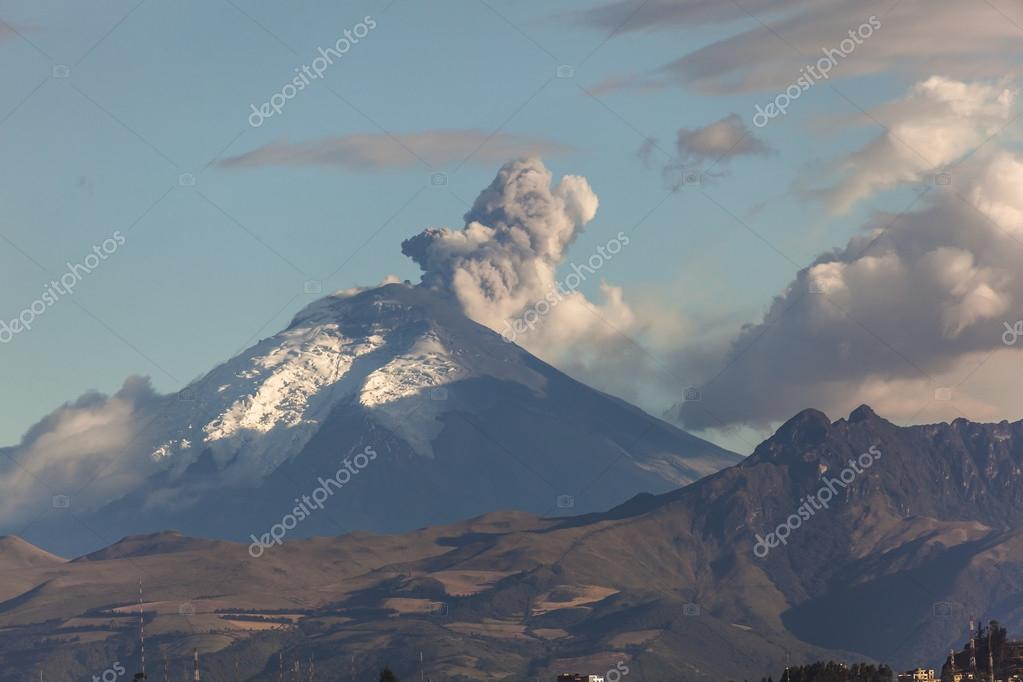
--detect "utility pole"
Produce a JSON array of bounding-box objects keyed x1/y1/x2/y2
[
  {"x1": 970, "y1": 618, "x2": 978, "y2": 674},
  {"x1": 988, "y1": 624, "x2": 995, "y2": 682},
  {"x1": 136, "y1": 577, "x2": 147, "y2": 680}
]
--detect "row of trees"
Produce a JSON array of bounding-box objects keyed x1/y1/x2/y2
[{"x1": 755, "y1": 661, "x2": 894, "y2": 682}]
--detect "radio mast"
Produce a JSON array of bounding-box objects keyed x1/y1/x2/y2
[{"x1": 133, "y1": 577, "x2": 147, "y2": 681}]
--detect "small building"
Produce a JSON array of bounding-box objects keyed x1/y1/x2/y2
[{"x1": 899, "y1": 669, "x2": 937, "y2": 682}]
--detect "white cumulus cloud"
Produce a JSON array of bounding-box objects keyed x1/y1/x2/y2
[
  {"x1": 812, "y1": 77, "x2": 1016, "y2": 212},
  {"x1": 675, "y1": 147, "x2": 1023, "y2": 430}
]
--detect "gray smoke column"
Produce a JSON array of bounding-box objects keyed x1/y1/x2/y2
[{"x1": 402, "y1": 158, "x2": 605, "y2": 333}]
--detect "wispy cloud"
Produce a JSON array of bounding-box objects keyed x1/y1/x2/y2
[
  {"x1": 570, "y1": 0, "x2": 810, "y2": 33},
  {"x1": 218, "y1": 130, "x2": 574, "y2": 171},
  {"x1": 640, "y1": 114, "x2": 772, "y2": 188},
  {"x1": 673, "y1": 114, "x2": 773, "y2": 161},
  {"x1": 576, "y1": 0, "x2": 1023, "y2": 94}
]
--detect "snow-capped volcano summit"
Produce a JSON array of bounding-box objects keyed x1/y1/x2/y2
[
  {"x1": 152, "y1": 285, "x2": 468, "y2": 477},
  {"x1": 149, "y1": 282, "x2": 573, "y2": 480},
  {"x1": 5, "y1": 283, "x2": 739, "y2": 556}
]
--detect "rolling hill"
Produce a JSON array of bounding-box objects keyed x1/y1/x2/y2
[{"x1": 4, "y1": 406, "x2": 1023, "y2": 679}]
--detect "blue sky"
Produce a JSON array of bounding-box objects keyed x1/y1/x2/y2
[{"x1": 2, "y1": 0, "x2": 1020, "y2": 451}]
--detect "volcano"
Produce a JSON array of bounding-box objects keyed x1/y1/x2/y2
[{"x1": 6, "y1": 283, "x2": 738, "y2": 556}]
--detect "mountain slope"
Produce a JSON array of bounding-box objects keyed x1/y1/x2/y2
[
  {"x1": 0, "y1": 536, "x2": 65, "y2": 602},
  {"x1": 487, "y1": 404, "x2": 1023, "y2": 672},
  {"x1": 7, "y1": 283, "x2": 739, "y2": 556},
  {"x1": 6, "y1": 407, "x2": 1023, "y2": 680}
]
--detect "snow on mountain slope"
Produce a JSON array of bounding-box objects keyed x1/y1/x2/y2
[
  {"x1": 2, "y1": 282, "x2": 741, "y2": 556},
  {"x1": 146, "y1": 284, "x2": 537, "y2": 480},
  {"x1": 145, "y1": 290, "x2": 474, "y2": 482},
  {"x1": 197, "y1": 283, "x2": 733, "y2": 478},
  {"x1": 149, "y1": 318, "x2": 383, "y2": 481},
  {"x1": 357, "y1": 331, "x2": 463, "y2": 457}
]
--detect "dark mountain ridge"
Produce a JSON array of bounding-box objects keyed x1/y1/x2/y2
[{"x1": 3, "y1": 406, "x2": 1023, "y2": 680}]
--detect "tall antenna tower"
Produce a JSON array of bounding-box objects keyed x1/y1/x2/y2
[
  {"x1": 988, "y1": 624, "x2": 995, "y2": 682},
  {"x1": 970, "y1": 618, "x2": 978, "y2": 674},
  {"x1": 134, "y1": 577, "x2": 147, "y2": 680},
  {"x1": 192, "y1": 649, "x2": 200, "y2": 682}
]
